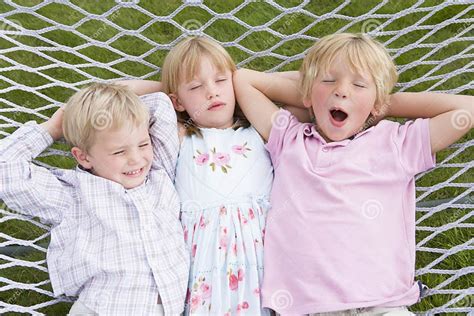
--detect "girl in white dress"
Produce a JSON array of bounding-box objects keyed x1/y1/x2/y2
[
  {"x1": 162, "y1": 37, "x2": 275, "y2": 315},
  {"x1": 161, "y1": 37, "x2": 274, "y2": 315}
]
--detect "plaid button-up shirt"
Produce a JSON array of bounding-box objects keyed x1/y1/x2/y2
[{"x1": 0, "y1": 93, "x2": 189, "y2": 315}]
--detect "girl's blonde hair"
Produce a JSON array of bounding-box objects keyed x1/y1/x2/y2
[
  {"x1": 63, "y1": 83, "x2": 149, "y2": 152},
  {"x1": 300, "y1": 33, "x2": 398, "y2": 112},
  {"x1": 161, "y1": 36, "x2": 249, "y2": 136}
]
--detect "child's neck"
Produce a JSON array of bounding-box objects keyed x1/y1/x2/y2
[
  {"x1": 198, "y1": 118, "x2": 236, "y2": 130},
  {"x1": 315, "y1": 121, "x2": 372, "y2": 143}
]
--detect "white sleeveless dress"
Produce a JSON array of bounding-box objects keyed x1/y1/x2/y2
[{"x1": 175, "y1": 126, "x2": 273, "y2": 315}]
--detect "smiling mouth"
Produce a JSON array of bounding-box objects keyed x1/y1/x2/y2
[
  {"x1": 330, "y1": 109, "x2": 348, "y2": 122},
  {"x1": 123, "y1": 167, "x2": 143, "y2": 176}
]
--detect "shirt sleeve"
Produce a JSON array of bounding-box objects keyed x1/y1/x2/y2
[
  {"x1": 392, "y1": 118, "x2": 436, "y2": 177},
  {"x1": 0, "y1": 122, "x2": 73, "y2": 226},
  {"x1": 140, "y1": 92, "x2": 179, "y2": 180},
  {"x1": 264, "y1": 109, "x2": 300, "y2": 168}
]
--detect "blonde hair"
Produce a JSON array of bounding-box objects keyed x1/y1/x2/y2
[
  {"x1": 161, "y1": 36, "x2": 249, "y2": 136},
  {"x1": 62, "y1": 83, "x2": 149, "y2": 152},
  {"x1": 300, "y1": 33, "x2": 398, "y2": 111}
]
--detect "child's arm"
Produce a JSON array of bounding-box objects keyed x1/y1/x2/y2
[
  {"x1": 0, "y1": 109, "x2": 72, "y2": 225},
  {"x1": 40, "y1": 107, "x2": 64, "y2": 141},
  {"x1": 264, "y1": 71, "x2": 472, "y2": 122},
  {"x1": 386, "y1": 92, "x2": 473, "y2": 119},
  {"x1": 140, "y1": 93, "x2": 179, "y2": 180},
  {"x1": 234, "y1": 68, "x2": 301, "y2": 140},
  {"x1": 272, "y1": 71, "x2": 311, "y2": 122},
  {"x1": 429, "y1": 106, "x2": 473, "y2": 154},
  {"x1": 384, "y1": 92, "x2": 473, "y2": 153},
  {"x1": 115, "y1": 80, "x2": 162, "y2": 96}
]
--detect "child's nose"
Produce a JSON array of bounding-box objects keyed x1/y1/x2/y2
[
  {"x1": 127, "y1": 150, "x2": 141, "y2": 164},
  {"x1": 334, "y1": 83, "x2": 348, "y2": 98},
  {"x1": 206, "y1": 83, "x2": 219, "y2": 99}
]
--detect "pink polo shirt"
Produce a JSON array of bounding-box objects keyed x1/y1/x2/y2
[{"x1": 262, "y1": 109, "x2": 435, "y2": 314}]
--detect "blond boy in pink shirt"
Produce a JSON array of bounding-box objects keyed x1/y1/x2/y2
[{"x1": 233, "y1": 33, "x2": 473, "y2": 315}]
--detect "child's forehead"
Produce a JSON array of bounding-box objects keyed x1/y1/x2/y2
[
  {"x1": 189, "y1": 65, "x2": 227, "y2": 77},
  {"x1": 318, "y1": 54, "x2": 373, "y2": 77},
  {"x1": 94, "y1": 122, "x2": 149, "y2": 144},
  {"x1": 180, "y1": 55, "x2": 230, "y2": 82}
]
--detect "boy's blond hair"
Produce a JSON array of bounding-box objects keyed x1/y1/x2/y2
[
  {"x1": 161, "y1": 36, "x2": 249, "y2": 136},
  {"x1": 62, "y1": 83, "x2": 149, "y2": 152},
  {"x1": 300, "y1": 33, "x2": 398, "y2": 111}
]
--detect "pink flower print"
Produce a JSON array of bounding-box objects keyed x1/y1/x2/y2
[
  {"x1": 232, "y1": 243, "x2": 237, "y2": 256},
  {"x1": 254, "y1": 288, "x2": 260, "y2": 295},
  {"x1": 214, "y1": 153, "x2": 231, "y2": 173},
  {"x1": 232, "y1": 142, "x2": 251, "y2": 158},
  {"x1": 220, "y1": 236, "x2": 227, "y2": 250},
  {"x1": 238, "y1": 268, "x2": 244, "y2": 281},
  {"x1": 238, "y1": 209, "x2": 247, "y2": 224},
  {"x1": 208, "y1": 147, "x2": 232, "y2": 173},
  {"x1": 220, "y1": 206, "x2": 227, "y2": 216},
  {"x1": 200, "y1": 283, "x2": 212, "y2": 299},
  {"x1": 192, "y1": 244, "x2": 197, "y2": 257},
  {"x1": 219, "y1": 227, "x2": 227, "y2": 250},
  {"x1": 194, "y1": 153, "x2": 209, "y2": 165},
  {"x1": 224, "y1": 313, "x2": 231, "y2": 316},
  {"x1": 199, "y1": 215, "x2": 207, "y2": 229},
  {"x1": 213, "y1": 152, "x2": 230, "y2": 166},
  {"x1": 196, "y1": 154, "x2": 209, "y2": 166},
  {"x1": 190, "y1": 295, "x2": 201, "y2": 312},
  {"x1": 242, "y1": 301, "x2": 249, "y2": 309},
  {"x1": 229, "y1": 273, "x2": 238, "y2": 291},
  {"x1": 237, "y1": 304, "x2": 242, "y2": 312},
  {"x1": 249, "y1": 208, "x2": 255, "y2": 220},
  {"x1": 232, "y1": 145, "x2": 247, "y2": 155},
  {"x1": 183, "y1": 227, "x2": 188, "y2": 242}
]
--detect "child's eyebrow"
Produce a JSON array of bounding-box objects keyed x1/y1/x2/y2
[
  {"x1": 185, "y1": 78, "x2": 201, "y2": 85},
  {"x1": 353, "y1": 72, "x2": 371, "y2": 82},
  {"x1": 108, "y1": 145, "x2": 126, "y2": 152}
]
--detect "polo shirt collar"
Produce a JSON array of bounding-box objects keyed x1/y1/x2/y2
[{"x1": 303, "y1": 123, "x2": 377, "y2": 146}]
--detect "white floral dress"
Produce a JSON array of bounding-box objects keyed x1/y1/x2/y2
[{"x1": 175, "y1": 126, "x2": 273, "y2": 315}]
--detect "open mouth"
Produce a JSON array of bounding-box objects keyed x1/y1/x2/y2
[
  {"x1": 123, "y1": 167, "x2": 143, "y2": 176},
  {"x1": 330, "y1": 109, "x2": 348, "y2": 122}
]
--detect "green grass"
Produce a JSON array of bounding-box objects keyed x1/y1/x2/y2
[{"x1": 0, "y1": 0, "x2": 472, "y2": 315}]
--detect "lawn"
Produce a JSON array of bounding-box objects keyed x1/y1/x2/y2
[{"x1": 0, "y1": 0, "x2": 472, "y2": 315}]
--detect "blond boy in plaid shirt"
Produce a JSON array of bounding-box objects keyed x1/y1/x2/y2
[{"x1": 0, "y1": 83, "x2": 189, "y2": 315}]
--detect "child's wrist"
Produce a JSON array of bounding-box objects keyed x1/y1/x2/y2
[{"x1": 40, "y1": 121, "x2": 62, "y2": 140}]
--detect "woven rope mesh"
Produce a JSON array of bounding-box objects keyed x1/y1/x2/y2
[{"x1": 0, "y1": 0, "x2": 472, "y2": 314}]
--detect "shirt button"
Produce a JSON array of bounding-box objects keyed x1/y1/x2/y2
[{"x1": 322, "y1": 147, "x2": 329, "y2": 152}]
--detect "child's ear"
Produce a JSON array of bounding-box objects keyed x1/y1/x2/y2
[
  {"x1": 303, "y1": 97, "x2": 312, "y2": 109},
  {"x1": 371, "y1": 103, "x2": 385, "y2": 118},
  {"x1": 169, "y1": 93, "x2": 186, "y2": 112},
  {"x1": 71, "y1": 147, "x2": 93, "y2": 170}
]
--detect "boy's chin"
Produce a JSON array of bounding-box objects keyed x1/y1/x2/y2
[{"x1": 322, "y1": 131, "x2": 355, "y2": 142}]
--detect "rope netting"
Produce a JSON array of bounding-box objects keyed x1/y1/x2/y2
[{"x1": 0, "y1": 0, "x2": 472, "y2": 314}]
